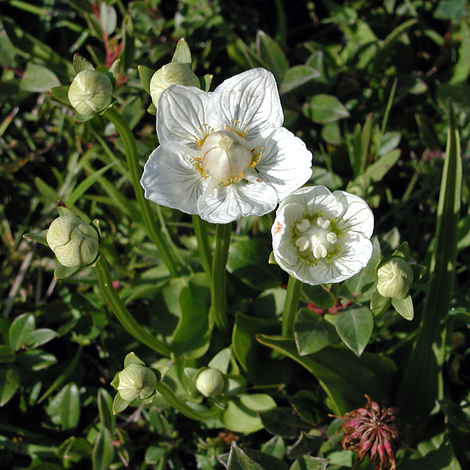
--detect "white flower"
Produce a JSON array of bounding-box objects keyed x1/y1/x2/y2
[
  {"x1": 141, "y1": 68, "x2": 312, "y2": 224},
  {"x1": 271, "y1": 186, "x2": 374, "y2": 285}
]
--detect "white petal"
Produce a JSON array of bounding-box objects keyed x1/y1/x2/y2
[
  {"x1": 207, "y1": 68, "x2": 283, "y2": 142},
  {"x1": 141, "y1": 143, "x2": 205, "y2": 214},
  {"x1": 198, "y1": 179, "x2": 278, "y2": 223},
  {"x1": 157, "y1": 85, "x2": 209, "y2": 148},
  {"x1": 255, "y1": 128, "x2": 312, "y2": 200},
  {"x1": 333, "y1": 191, "x2": 374, "y2": 238},
  {"x1": 278, "y1": 186, "x2": 342, "y2": 218}
]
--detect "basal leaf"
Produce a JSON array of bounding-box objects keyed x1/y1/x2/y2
[{"x1": 335, "y1": 306, "x2": 374, "y2": 356}]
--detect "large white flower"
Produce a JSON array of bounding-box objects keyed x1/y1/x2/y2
[
  {"x1": 141, "y1": 68, "x2": 312, "y2": 224},
  {"x1": 272, "y1": 186, "x2": 374, "y2": 285}
]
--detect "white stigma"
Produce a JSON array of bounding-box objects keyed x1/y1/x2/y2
[{"x1": 200, "y1": 130, "x2": 252, "y2": 182}]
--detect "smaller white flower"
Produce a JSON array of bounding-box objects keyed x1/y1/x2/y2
[
  {"x1": 272, "y1": 186, "x2": 374, "y2": 285},
  {"x1": 47, "y1": 215, "x2": 99, "y2": 268},
  {"x1": 68, "y1": 70, "x2": 113, "y2": 116}
]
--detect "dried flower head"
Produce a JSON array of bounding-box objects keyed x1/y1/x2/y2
[{"x1": 334, "y1": 395, "x2": 400, "y2": 470}]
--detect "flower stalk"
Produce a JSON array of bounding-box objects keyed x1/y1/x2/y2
[
  {"x1": 192, "y1": 215, "x2": 213, "y2": 278},
  {"x1": 104, "y1": 107, "x2": 187, "y2": 277},
  {"x1": 94, "y1": 256, "x2": 171, "y2": 357},
  {"x1": 209, "y1": 223, "x2": 232, "y2": 331},
  {"x1": 282, "y1": 275, "x2": 303, "y2": 337}
]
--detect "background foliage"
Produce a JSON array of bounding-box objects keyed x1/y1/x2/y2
[{"x1": 1, "y1": 0, "x2": 470, "y2": 469}]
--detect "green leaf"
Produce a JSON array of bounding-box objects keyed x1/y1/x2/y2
[
  {"x1": 280, "y1": 65, "x2": 320, "y2": 94},
  {"x1": 92, "y1": 427, "x2": 115, "y2": 470},
  {"x1": 287, "y1": 433, "x2": 322, "y2": 460},
  {"x1": 220, "y1": 394, "x2": 276, "y2": 434},
  {"x1": 228, "y1": 238, "x2": 280, "y2": 290},
  {"x1": 392, "y1": 295, "x2": 414, "y2": 320},
  {"x1": 304, "y1": 94, "x2": 350, "y2": 124},
  {"x1": 259, "y1": 408, "x2": 311, "y2": 439},
  {"x1": 302, "y1": 284, "x2": 337, "y2": 310},
  {"x1": 73, "y1": 54, "x2": 95, "y2": 73},
  {"x1": 112, "y1": 393, "x2": 129, "y2": 414},
  {"x1": 0, "y1": 345, "x2": 16, "y2": 364},
  {"x1": 294, "y1": 308, "x2": 338, "y2": 355},
  {"x1": 335, "y1": 306, "x2": 374, "y2": 356},
  {"x1": 223, "y1": 442, "x2": 265, "y2": 470},
  {"x1": 46, "y1": 383, "x2": 80, "y2": 430},
  {"x1": 400, "y1": 428, "x2": 462, "y2": 469},
  {"x1": 434, "y1": 0, "x2": 468, "y2": 23},
  {"x1": 26, "y1": 329, "x2": 57, "y2": 349},
  {"x1": 171, "y1": 38, "x2": 192, "y2": 64},
  {"x1": 17, "y1": 350, "x2": 57, "y2": 371},
  {"x1": 20, "y1": 63, "x2": 61, "y2": 92},
  {"x1": 138, "y1": 65, "x2": 155, "y2": 95},
  {"x1": 233, "y1": 313, "x2": 290, "y2": 386},
  {"x1": 208, "y1": 348, "x2": 232, "y2": 374},
  {"x1": 54, "y1": 261, "x2": 80, "y2": 280},
  {"x1": 23, "y1": 229, "x2": 49, "y2": 246},
  {"x1": 290, "y1": 456, "x2": 329, "y2": 470},
  {"x1": 256, "y1": 336, "x2": 395, "y2": 415},
  {"x1": 170, "y1": 273, "x2": 212, "y2": 359},
  {"x1": 0, "y1": 365, "x2": 21, "y2": 406},
  {"x1": 97, "y1": 388, "x2": 115, "y2": 432},
  {"x1": 398, "y1": 103, "x2": 462, "y2": 421},
  {"x1": 321, "y1": 121, "x2": 342, "y2": 145},
  {"x1": 65, "y1": 160, "x2": 118, "y2": 206},
  {"x1": 9, "y1": 313, "x2": 36, "y2": 351},
  {"x1": 258, "y1": 30, "x2": 289, "y2": 82}
]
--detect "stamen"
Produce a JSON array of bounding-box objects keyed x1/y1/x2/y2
[
  {"x1": 313, "y1": 244, "x2": 328, "y2": 259},
  {"x1": 326, "y1": 232, "x2": 337, "y2": 244},
  {"x1": 295, "y1": 236, "x2": 310, "y2": 251},
  {"x1": 316, "y1": 217, "x2": 330, "y2": 229},
  {"x1": 296, "y1": 219, "x2": 311, "y2": 232}
]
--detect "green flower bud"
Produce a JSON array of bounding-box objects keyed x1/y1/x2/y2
[
  {"x1": 150, "y1": 62, "x2": 199, "y2": 107},
  {"x1": 68, "y1": 70, "x2": 113, "y2": 116},
  {"x1": 116, "y1": 363, "x2": 158, "y2": 402},
  {"x1": 195, "y1": 368, "x2": 225, "y2": 397},
  {"x1": 377, "y1": 258, "x2": 414, "y2": 300},
  {"x1": 46, "y1": 215, "x2": 99, "y2": 268}
]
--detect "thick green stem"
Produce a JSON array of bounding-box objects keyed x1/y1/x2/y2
[
  {"x1": 209, "y1": 223, "x2": 232, "y2": 331},
  {"x1": 192, "y1": 215, "x2": 213, "y2": 278},
  {"x1": 104, "y1": 107, "x2": 187, "y2": 277},
  {"x1": 154, "y1": 381, "x2": 222, "y2": 421},
  {"x1": 94, "y1": 256, "x2": 171, "y2": 357},
  {"x1": 282, "y1": 275, "x2": 303, "y2": 337}
]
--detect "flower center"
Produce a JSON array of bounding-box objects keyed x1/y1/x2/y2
[
  {"x1": 292, "y1": 213, "x2": 343, "y2": 264},
  {"x1": 200, "y1": 130, "x2": 253, "y2": 183}
]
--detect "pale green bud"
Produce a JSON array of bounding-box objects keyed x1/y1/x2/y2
[
  {"x1": 116, "y1": 363, "x2": 158, "y2": 402},
  {"x1": 195, "y1": 368, "x2": 225, "y2": 397},
  {"x1": 377, "y1": 258, "x2": 414, "y2": 300},
  {"x1": 46, "y1": 215, "x2": 99, "y2": 268},
  {"x1": 150, "y1": 63, "x2": 199, "y2": 107},
  {"x1": 68, "y1": 70, "x2": 113, "y2": 115}
]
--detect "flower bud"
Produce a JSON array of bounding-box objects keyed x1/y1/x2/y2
[
  {"x1": 195, "y1": 368, "x2": 225, "y2": 397},
  {"x1": 377, "y1": 258, "x2": 414, "y2": 300},
  {"x1": 46, "y1": 215, "x2": 99, "y2": 268},
  {"x1": 150, "y1": 62, "x2": 199, "y2": 106},
  {"x1": 68, "y1": 70, "x2": 113, "y2": 115},
  {"x1": 115, "y1": 363, "x2": 158, "y2": 402}
]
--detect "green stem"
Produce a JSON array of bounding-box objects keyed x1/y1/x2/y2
[
  {"x1": 282, "y1": 275, "x2": 303, "y2": 337},
  {"x1": 154, "y1": 381, "x2": 222, "y2": 421},
  {"x1": 104, "y1": 107, "x2": 187, "y2": 278},
  {"x1": 94, "y1": 256, "x2": 171, "y2": 357},
  {"x1": 192, "y1": 215, "x2": 213, "y2": 278},
  {"x1": 209, "y1": 223, "x2": 232, "y2": 331}
]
